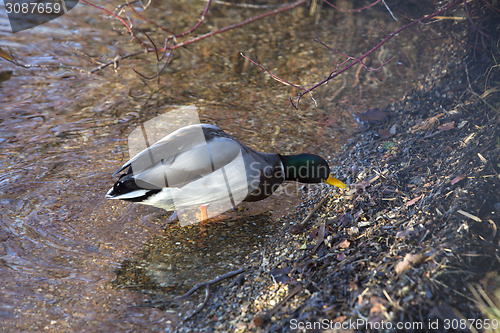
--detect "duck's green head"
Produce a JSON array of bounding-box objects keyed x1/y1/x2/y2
[{"x1": 281, "y1": 153, "x2": 346, "y2": 188}]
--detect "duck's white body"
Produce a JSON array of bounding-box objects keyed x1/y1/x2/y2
[{"x1": 106, "y1": 124, "x2": 284, "y2": 224}]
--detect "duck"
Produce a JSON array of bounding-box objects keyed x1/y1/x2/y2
[{"x1": 106, "y1": 124, "x2": 346, "y2": 225}]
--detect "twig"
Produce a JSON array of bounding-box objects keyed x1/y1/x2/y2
[
  {"x1": 314, "y1": 38, "x2": 395, "y2": 72},
  {"x1": 175, "y1": 0, "x2": 212, "y2": 39},
  {"x1": 173, "y1": 267, "x2": 246, "y2": 301},
  {"x1": 145, "y1": 267, "x2": 246, "y2": 311},
  {"x1": 183, "y1": 285, "x2": 211, "y2": 321},
  {"x1": 299, "y1": 196, "x2": 328, "y2": 228},
  {"x1": 464, "y1": 65, "x2": 500, "y2": 113},
  {"x1": 3, "y1": 49, "x2": 91, "y2": 73},
  {"x1": 90, "y1": 50, "x2": 145, "y2": 74},
  {"x1": 463, "y1": 0, "x2": 491, "y2": 41},
  {"x1": 418, "y1": 229, "x2": 430, "y2": 244},
  {"x1": 381, "y1": 0, "x2": 397, "y2": 21},
  {"x1": 80, "y1": 0, "x2": 148, "y2": 48},
  {"x1": 457, "y1": 209, "x2": 482, "y2": 222},
  {"x1": 240, "y1": 53, "x2": 306, "y2": 91}
]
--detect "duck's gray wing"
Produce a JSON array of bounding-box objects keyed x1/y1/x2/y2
[
  {"x1": 113, "y1": 124, "x2": 218, "y2": 176},
  {"x1": 113, "y1": 124, "x2": 244, "y2": 189}
]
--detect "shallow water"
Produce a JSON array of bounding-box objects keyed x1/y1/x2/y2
[{"x1": 0, "y1": 0, "x2": 447, "y2": 330}]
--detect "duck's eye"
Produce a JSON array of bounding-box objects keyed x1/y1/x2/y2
[
  {"x1": 114, "y1": 174, "x2": 128, "y2": 193},
  {"x1": 114, "y1": 181, "x2": 123, "y2": 192}
]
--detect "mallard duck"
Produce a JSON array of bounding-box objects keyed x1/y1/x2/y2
[{"x1": 106, "y1": 124, "x2": 346, "y2": 225}]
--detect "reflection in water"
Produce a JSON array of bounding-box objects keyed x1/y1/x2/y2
[
  {"x1": 114, "y1": 212, "x2": 273, "y2": 299},
  {"x1": 0, "y1": 0, "x2": 447, "y2": 331}
]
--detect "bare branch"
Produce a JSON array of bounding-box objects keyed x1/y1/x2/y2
[
  {"x1": 240, "y1": 53, "x2": 307, "y2": 90},
  {"x1": 463, "y1": 0, "x2": 491, "y2": 41},
  {"x1": 172, "y1": 267, "x2": 246, "y2": 301},
  {"x1": 80, "y1": 0, "x2": 148, "y2": 48},
  {"x1": 79, "y1": 0, "x2": 308, "y2": 76},
  {"x1": 166, "y1": 0, "x2": 308, "y2": 51},
  {"x1": 2, "y1": 48, "x2": 90, "y2": 73},
  {"x1": 183, "y1": 285, "x2": 211, "y2": 321},
  {"x1": 381, "y1": 0, "x2": 398, "y2": 21},
  {"x1": 292, "y1": 0, "x2": 464, "y2": 107},
  {"x1": 174, "y1": 0, "x2": 212, "y2": 38}
]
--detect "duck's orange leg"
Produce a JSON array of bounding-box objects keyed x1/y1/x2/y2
[
  {"x1": 197, "y1": 205, "x2": 210, "y2": 248},
  {"x1": 200, "y1": 205, "x2": 208, "y2": 222}
]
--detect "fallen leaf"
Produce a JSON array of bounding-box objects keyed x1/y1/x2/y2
[
  {"x1": 378, "y1": 129, "x2": 393, "y2": 138},
  {"x1": 450, "y1": 174, "x2": 466, "y2": 185},
  {"x1": 394, "y1": 260, "x2": 411, "y2": 275},
  {"x1": 395, "y1": 253, "x2": 426, "y2": 275},
  {"x1": 405, "y1": 194, "x2": 423, "y2": 206},
  {"x1": 308, "y1": 227, "x2": 319, "y2": 239},
  {"x1": 410, "y1": 114, "x2": 444, "y2": 133},
  {"x1": 354, "y1": 108, "x2": 390, "y2": 124},
  {"x1": 336, "y1": 253, "x2": 347, "y2": 261},
  {"x1": 334, "y1": 213, "x2": 354, "y2": 227},
  {"x1": 438, "y1": 121, "x2": 455, "y2": 131},
  {"x1": 337, "y1": 239, "x2": 351, "y2": 249},
  {"x1": 312, "y1": 223, "x2": 326, "y2": 253}
]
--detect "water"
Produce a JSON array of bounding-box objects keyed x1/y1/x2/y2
[{"x1": 0, "y1": 0, "x2": 445, "y2": 330}]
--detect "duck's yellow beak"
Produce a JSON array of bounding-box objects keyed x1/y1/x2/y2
[{"x1": 324, "y1": 175, "x2": 347, "y2": 188}]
